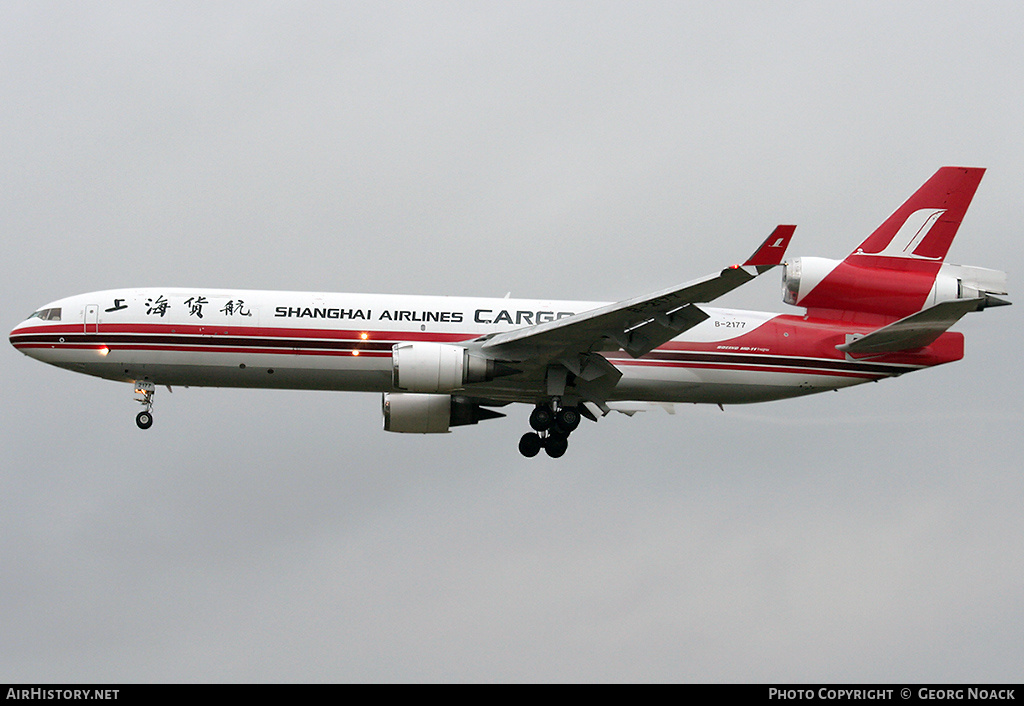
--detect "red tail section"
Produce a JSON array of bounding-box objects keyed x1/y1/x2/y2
[
  {"x1": 849, "y1": 166, "x2": 985, "y2": 262},
  {"x1": 796, "y1": 167, "x2": 985, "y2": 320}
]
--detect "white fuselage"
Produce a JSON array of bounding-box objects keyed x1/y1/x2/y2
[{"x1": 10, "y1": 287, "x2": 928, "y2": 407}]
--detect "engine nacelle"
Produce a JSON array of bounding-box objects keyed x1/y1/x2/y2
[
  {"x1": 382, "y1": 393, "x2": 506, "y2": 434},
  {"x1": 781, "y1": 256, "x2": 841, "y2": 307},
  {"x1": 927, "y1": 263, "x2": 1008, "y2": 307},
  {"x1": 783, "y1": 256, "x2": 1009, "y2": 316},
  {"x1": 784, "y1": 255, "x2": 948, "y2": 317},
  {"x1": 391, "y1": 342, "x2": 498, "y2": 393}
]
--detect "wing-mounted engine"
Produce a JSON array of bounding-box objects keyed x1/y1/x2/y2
[
  {"x1": 392, "y1": 342, "x2": 513, "y2": 393},
  {"x1": 382, "y1": 393, "x2": 506, "y2": 433}
]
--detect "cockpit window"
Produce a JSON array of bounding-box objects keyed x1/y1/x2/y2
[{"x1": 28, "y1": 308, "x2": 61, "y2": 321}]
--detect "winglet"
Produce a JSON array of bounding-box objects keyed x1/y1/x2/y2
[{"x1": 743, "y1": 225, "x2": 796, "y2": 269}]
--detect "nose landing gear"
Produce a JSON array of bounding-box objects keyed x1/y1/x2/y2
[{"x1": 134, "y1": 381, "x2": 155, "y2": 429}]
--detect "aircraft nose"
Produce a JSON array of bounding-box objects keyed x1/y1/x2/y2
[
  {"x1": 11, "y1": 325, "x2": 25, "y2": 354},
  {"x1": 10, "y1": 316, "x2": 33, "y2": 353},
  {"x1": 10, "y1": 305, "x2": 52, "y2": 355}
]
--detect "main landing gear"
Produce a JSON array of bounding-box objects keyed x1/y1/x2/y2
[
  {"x1": 134, "y1": 381, "x2": 155, "y2": 430},
  {"x1": 519, "y1": 402, "x2": 583, "y2": 459}
]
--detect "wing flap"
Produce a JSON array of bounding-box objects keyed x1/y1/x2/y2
[{"x1": 620, "y1": 304, "x2": 710, "y2": 357}]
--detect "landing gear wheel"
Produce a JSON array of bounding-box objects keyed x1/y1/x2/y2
[
  {"x1": 519, "y1": 432, "x2": 543, "y2": 458},
  {"x1": 136, "y1": 411, "x2": 153, "y2": 430},
  {"x1": 529, "y1": 406, "x2": 554, "y2": 432},
  {"x1": 544, "y1": 433, "x2": 568, "y2": 458},
  {"x1": 554, "y1": 406, "x2": 581, "y2": 434}
]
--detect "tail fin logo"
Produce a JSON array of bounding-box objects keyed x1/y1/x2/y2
[{"x1": 856, "y1": 208, "x2": 947, "y2": 260}]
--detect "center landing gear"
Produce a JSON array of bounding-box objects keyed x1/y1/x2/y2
[
  {"x1": 519, "y1": 402, "x2": 583, "y2": 458},
  {"x1": 134, "y1": 381, "x2": 155, "y2": 429}
]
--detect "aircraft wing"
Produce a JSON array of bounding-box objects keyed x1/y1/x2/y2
[{"x1": 471, "y1": 226, "x2": 794, "y2": 403}]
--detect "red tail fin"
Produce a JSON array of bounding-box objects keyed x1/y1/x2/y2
[
  {"x1": 796, "y1": 167, "x2": 985, "y2": 319},
  {"x1": 849, "y1": 166, "x2": 985, "y2": 263}
]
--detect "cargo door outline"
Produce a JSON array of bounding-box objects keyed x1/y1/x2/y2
[{"x1": 84, "y1": 305, "x2": 99, "y2": 334}]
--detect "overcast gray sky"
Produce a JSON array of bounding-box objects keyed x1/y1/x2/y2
[{"x1": 2, "y1": 1, "x2": 1022, "y2": 682}]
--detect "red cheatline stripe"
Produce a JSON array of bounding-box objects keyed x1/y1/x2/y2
[
  {"x1": 12, "y1": 325, "x2": 917, "y2": 377},
  {"x1": 13, "y1": 342, "x2": 392, "y2": 357},
  {"x1": 12, "y1": 322, "x2": 475, "y2": 342},
  {"x1": 16, "y1": 341, "x2": 889, "y2": 379},
  {"x1": 612, "y1": 358, "x2": 883, "y2": 380}
]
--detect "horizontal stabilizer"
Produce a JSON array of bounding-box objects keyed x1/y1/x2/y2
[
  {"x1": 982, "y1": 294, "x2": 1012, "y2": 308},
  {"x1": 837, "y1": 298, "x2": 985, "y2": 355}
]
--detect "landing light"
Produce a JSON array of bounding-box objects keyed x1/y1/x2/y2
[
  {"x1": 98, "y1": 346, "x2": 110, "y2": 356},
  {"x1": 359, "y1": 332, "x2": 369, "y2": 340},
  {"x1": 352, "y1": 350, "x2": 360, "y2": 356}
]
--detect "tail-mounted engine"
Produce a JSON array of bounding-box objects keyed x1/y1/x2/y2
[
  {"x1": 782, "y1": 257, "x2": 1008, "y2": 317},
  {"x1": 392, "y1": 342, "x2": 510, "y2": 393},
  {"x1": 926, "y1": 263, "x2": 1009, "y2": 308},
  {"x1": 782, "y1": 257, "x2": 840, "y2": 307}
]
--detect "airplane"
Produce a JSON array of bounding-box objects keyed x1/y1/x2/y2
[{"x1": 9, "y1": 166, "x2": 1009, "y2": 458}]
